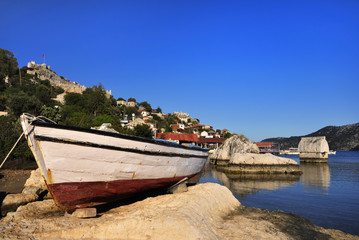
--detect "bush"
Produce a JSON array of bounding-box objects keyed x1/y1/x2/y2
[
  {"x1": 92, "y1": 114, "x2": 115, "y2": 126},
  {"x1": 134, "y1": 124, "x2": 153, "y2": 139},
  {"x1": 0, "y1": 116, "x2": 34, "y2": 168},
  {"x1": 40, "y1": 105, "x2": 61, "y2": 122},
  {"x1": 8, "y1": 91, "x2": 41, "y2": 116}
]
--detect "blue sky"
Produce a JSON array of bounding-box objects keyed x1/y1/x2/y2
[{"x1": 1, "y1": 0, "x2": 358, "y2": 141}]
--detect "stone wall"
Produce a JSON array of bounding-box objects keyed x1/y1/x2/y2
[{"x1": 26, "y1": 61, "x2": 112, "y2": 103}]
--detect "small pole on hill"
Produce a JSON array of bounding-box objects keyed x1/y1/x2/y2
[
  {"x1": 43, "y1": 53, "x2": 46, "y2": 64},
  {"x1": 19, "y1": 67, "x2": 22, "y2": 87}
]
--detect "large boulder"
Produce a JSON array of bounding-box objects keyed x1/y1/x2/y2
[
  {"x1": 211, "y1": 135, "x2": 259, "y2": 161},
  {"x1": 22, "y1": 168, "x2": 47, "y2": 196},
  {"x1": 1, "y1": 193, "x2": 38, "y2": 217},
  {"x1": 299, "y1": 136, "x2": 329, "y2": 161},
  {"x1": 230, "y1": 153, "x2": 298, "y2": 165},
  {"x1": 0, "y1": 183, "x2": 241, "y2": 239},
  {"x1": 220, "y1": 153, "x2": 301, "y2": 174}
]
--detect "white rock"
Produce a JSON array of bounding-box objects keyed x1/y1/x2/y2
[
  {"x1": 230, "y1": 153, "x2": 298, "y2": 165},
  {"x1": 1, "y1": 183, "x2": 240, "y2": 239},
  {"x1": 211, "y1": 135, "x2": 259, "y2": 160},
  {"x1": 22, "y1": 168, "x2": 47, "y2": 196}
]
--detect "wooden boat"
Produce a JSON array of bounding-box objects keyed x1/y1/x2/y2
[{"x1": 20, "y1": 114, "x2": 208, "y2": 210}]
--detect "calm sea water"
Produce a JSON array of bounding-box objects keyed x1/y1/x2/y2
[{"x1": 199, "y1": 151, "x2": 359, "y2": 236}]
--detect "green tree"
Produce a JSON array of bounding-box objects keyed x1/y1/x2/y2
[
  {"x1": 8, "y1": 91, "x2": 41, "y2": 116},
  {"x1": 139, "y1": 101, "x2": 152, "y2": 112},
  {"x1": 0, "y1": 116, "x2": 34, "y2": 168},
  {"x1": 0, "y1": 48, "x2": 18, "y2": 80},
  {"x1": 165, "y1": 125, "x2": 172, "y2": 132},
  {"x1": 124, "y1": 106, "x2": 138, "y2": 120},
  {"x1": 82, "y1": 84, "x2": 108, "y2": 116},
  {"x1": 0, "y1": 95, "x2": 7, "y2": 111},
  {"x1": 134, "y1": 124, "x2": 153, "y2": 139},
  {"x1": 128, "y1": 97, "x2": 136, "y2": 103},
  {"x1": 64, "y1": 92, "x2": 84, "y2": 106},
  {"x1": 155, "y1": 107, "x2": 162, "y2": 113},
  {"x1": 40, "y1": 105, "x2": 61, "y2": 122},
  {"x1": 92, "y1": 114, "x2": 115, "y2": 126},
  {"x1": 35, "y1": 84, "x2": 52, "y2": 105},
  {"x1": 223, "y1": 132, "x2": 232, "y2": 138}
]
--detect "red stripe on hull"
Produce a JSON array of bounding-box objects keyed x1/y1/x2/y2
[{"x1": 49, "y1": 175, "x2": 196, "y2": 210}]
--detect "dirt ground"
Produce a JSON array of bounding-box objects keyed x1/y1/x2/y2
[{"x1": 0, "y1": 169, "x2": 32, "y2": 194}]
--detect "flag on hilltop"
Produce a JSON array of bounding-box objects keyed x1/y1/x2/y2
[{"x1": 43, "y1": 53, "x2": 45, "y2": 57}]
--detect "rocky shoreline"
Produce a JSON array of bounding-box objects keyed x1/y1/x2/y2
[
  {"x1": 209, "y1": 136, "x2": 302, "y2": 175},
  {"x1": 0, "y1": 171, "x2": 358, "y2": 239}
]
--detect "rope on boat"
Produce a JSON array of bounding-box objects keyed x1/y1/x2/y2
[
  {"x1": 0, "y1": 132, "x2": 25, "y2": 169},
  {"x1": 0, "y1": 114, "x2": 56, "y2": 169}
]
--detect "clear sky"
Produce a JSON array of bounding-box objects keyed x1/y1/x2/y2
[{"x1": 1, "y1": 0, "x2": 358, "y2": 141}]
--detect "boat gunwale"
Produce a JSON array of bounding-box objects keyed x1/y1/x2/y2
[
  {"x1": 30, "y1": 120, "x2": 209, "y2": 153},
  {"x1": 35, "y1": 135, "x2": 209, "y2": 159}
]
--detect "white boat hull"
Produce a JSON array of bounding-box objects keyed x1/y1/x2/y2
[{"x1": 20, "y1": 114, "x2": 208, "y2": 210}]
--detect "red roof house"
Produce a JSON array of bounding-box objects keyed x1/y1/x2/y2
[{"x1": 157, "y1": 133, "x2": 198, "y2": 145}]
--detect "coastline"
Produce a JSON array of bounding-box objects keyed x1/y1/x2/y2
[{"x1": 0, "y1": 172, "x2": 358, "y2": 239}]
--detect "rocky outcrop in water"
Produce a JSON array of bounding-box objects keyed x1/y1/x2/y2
[
  {"x1": 262, "y1": 123, "x2": 359, "y2": 151},
  {"x1": 210, "y1": 135, "x2": 259, "y2": 161},
  {"x1": 229, "y1": 153, "x2": 297, "y2": 166},
  {"x1": 210, "y1": 136, "x2": 300, "y2": 174},
  {"x1": 298, "y1": 136, "x2": 329, "y2": 162}
]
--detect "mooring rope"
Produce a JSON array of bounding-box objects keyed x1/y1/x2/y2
[
  {"x1": 0, "y1": 131, "x2": 25, "y2": 169},
  {"x1": 0, "y1": 114, "x2": 56, "y2": 169}
]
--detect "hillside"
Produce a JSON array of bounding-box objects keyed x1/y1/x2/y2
[
  {"x1": 262, "y1": 123, "x2": 359, "y2": 151},
  {"x1": 0, "y1": 48, "x2": 236, "y2": 168}
]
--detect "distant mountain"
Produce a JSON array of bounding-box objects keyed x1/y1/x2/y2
[{"x1": 262, "y1": 123, "x2": 359, "y2": 151}]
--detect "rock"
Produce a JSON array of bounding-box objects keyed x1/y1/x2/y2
[
  {"x1": 299, "y1": 136, "x2": 329, "y2": 162},
  {"x1": 217, "y1": 153, "x2": 301, "y2": 174},
  {"x1": 0, "y1": 183, "x2": 358, "y2": 240},
  {"x1": 230, "y1": 153, "x2": 298, "y2": 165},
  {"x1": 91, "y1": 123, "x2": 119, "y2": 133},
  {"x1": 210, "y1": 135, "x2": 259, "y2": 162},
  {"x1": 210, "y1": 136, "x2": 300, "y2": 174},
  {"x1": 22, "y1": 168, "x2": 47, "y2": 196},
  {"x1": 167, "y1": 182, "x2": 188, "y2": 194},
  {"x1": 0, "y1": 183, "x2": 240, "y2": 239},
  {"x1": 1, "y1": 193, "x2": 38, "y2": 216},
  {"x1": 71, "y1": 208, "x2": 97, "y2": 218}
]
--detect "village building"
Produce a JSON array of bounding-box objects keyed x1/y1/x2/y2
[
  {"x1": 254, "y1": 142, "x2": 280, "y2": 154},
  {"x1": 173, "y1": 112, "x2": 190, "y2": 123},
  {"x1": 156, "y1": 133, "x2": 198, "y2": 146},
  {"x1": 198, "y1": 137, "x2": 227, "y2": 149},
  {"x1": 221, "y1": 129, "x2": 230, "y2": 134},
  {"x1": 116, "y1": 100, "x2": 127, "y2": 106},
  {"x1": 139, "y1": 110, "x2": 150, "y2": 118},
  {"x1": 200, "y1": 131, "x2": 209, "y2": 138},
  {"x1": 127, "y1": 101, "x2": 136, "y2": 107},
  {"x1": 0, "y1": 111, "x2": 8, "y2": 117}
]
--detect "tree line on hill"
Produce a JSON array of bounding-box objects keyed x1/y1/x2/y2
[{"x1": 0, "y1": 48, "x2": 228, "y2": 168}]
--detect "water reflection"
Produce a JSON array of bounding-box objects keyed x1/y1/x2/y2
[
  {"x1": 210, "y1": 168, "x2": 300, "y2": 198},
  {"x1": 300, "y1": 163, "x2": 330, "y2": 194}
]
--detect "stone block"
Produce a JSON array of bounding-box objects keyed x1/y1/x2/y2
[{"x1": 71, "y1": 208, "x2": 97, "y2": 218}]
